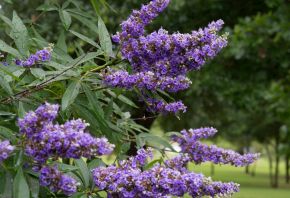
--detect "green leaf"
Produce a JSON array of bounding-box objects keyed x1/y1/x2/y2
[
  {"x1": 62, "y1": 80, "x2": 81, "y2": 111},
  {"x1": 74, "y1": 159, "x2": 90, "y2": 188},
  {"x1": 69, "y1": 30, "x2": 100, "y2": 48},
  {"x1": 13, "y1": 168, "x2": 30, "y2": 198},
  {"x1": 57, "y1": 163, "x2": 79, "y2": 172},
  {"x1": 98, "y1": 16, "x2": 113, "y2": 57},
  {"x1": 138, "y1": 133, "x2": 175, "y2": 151},
  {"x1": 0, "y1": 40, "x2": 21, "y2": 58},
  {"x1": 0, "y1": 14, "x2": 12, "y2": 27},
  {"x1": 70, "y1": 13, "x2": 98, "y2": 34},
  {"x1": 72, "y1": 104, "x2": 101, "y2": 134},
  {"x1": 18, "y1": 102, "x2": 26, "y2": 118},
  {"x1": 0, "y1": 111, "x2": 15, "y2": 116},
  {"x1": 0, "y1": 64, "x2": 21, "y2": 81},
  {"x1": 27, "y1": 176, "x2": 39, "y2": 198},
  {"x1": 90, "y1": 0, "x2": 101, "y2": 15},
  {"x1": 0, "y1": 126, "x2": 16, "y2": 142},
  {"x1": 82, "y1": 84, "x2": 104, "y2": 117},
  {"x1": 11, "y1": 11, "x2": 29, "y2": 57},
  {"x1": 36, "y1": 4, "x2": 58, "y2": 11},
  {"x1": 82, "y1": 85, "x2": 112, "y2": 138},
  {"x1": 4, "y1": 0, "x2": 13, "y2": 3},
  {"x1": 59, "y1": 10, "x2": 72, "y2": 30},
  {"x1": 144, "y1": 158, "x2": 162, "y2": 170},
  {"x1": 56, "y1": 31, "x2": 67, "y2": 53},
  {"x1": 88, "y1": 159, "x2": 106, "y2": 171},
  {"x1": 1, "y1": 172, "x2": 13, "y2": 198},
  {"x1": 30, "y1": 68, "x2": 46, "y2": 79},
  {"x1": 90, "y1": 0, "x2": 115, "y2": 15},
  {"x1": 70, "y1": 192, "x2": 87, "y2": 198},
  {"x1": 0, "y1": 76, "x2": 13, "y2": 95},
  {"x1": 65, "y1": 52, "x2": 100, "y2": 68},
  {"x1": 118, "y1": 95, "x2": 138, "y2": 108}
]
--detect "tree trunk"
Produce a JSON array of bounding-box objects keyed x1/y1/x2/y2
[
  {"x1": 286, "y1": 155, "x2": 289, "y2": 184},
  {"x1": 265, "y1": 144, "x2": 274, "y2": 187},
  {"x1": 273, "y1": 135, "x2": 280, "y2": 188},
  {"x1": 210, "y1": 163, "x2": 215, "y2": 176},
  {"x1": 251, "y1": 161, "x2": 257, "y2": 177},
  {"x1": 245, "y1": 165, "x2": 250, "y2": 174},
  {"x1": 244, "y1": 143, "x2": 250, "y2": 175}
]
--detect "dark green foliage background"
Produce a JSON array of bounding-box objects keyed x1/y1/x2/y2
[{"x1": 0, "y1": 0, "x2": 290, "y2": 196}]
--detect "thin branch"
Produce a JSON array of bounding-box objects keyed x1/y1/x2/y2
[{"x1": 0, "y1": 54, "x2": 87, "y2": 104}]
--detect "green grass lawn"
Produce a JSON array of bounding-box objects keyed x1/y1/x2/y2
[{"x1": 189, "y1": 159, "x2": 290, "y2": 198}]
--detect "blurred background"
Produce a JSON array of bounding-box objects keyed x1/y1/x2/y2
[{"x1": 1, "y1": 0, "x2": 290, "y2": 197}]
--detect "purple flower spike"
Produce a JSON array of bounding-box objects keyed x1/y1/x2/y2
[
  {"x1": 146, "y1": 98, "x2": 187, "y2": 114},
  {"x1": 15, "y1": 44, "x2": 53, "y2": 67},
  {"x1": 106, "y1": 0, "x2": 228, "y2": 114},
  {"x1": 173, "y1": 127, "x2": 260, "y2": 167}
]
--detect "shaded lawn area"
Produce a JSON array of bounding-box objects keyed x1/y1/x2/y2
[{"x1": 188, "y1": 159, "x2": 290, "y2": 198}]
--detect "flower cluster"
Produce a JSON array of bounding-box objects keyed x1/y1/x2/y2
[
  {"x1": 146, "y1": 98, "x2": 187, "y2": 114},
  {"x1": 92, "y1": 148, "x2": 239, "y2": 198},
  {"x1": 0, "y1": 62, "x2": 8, "y2": 66},
  {"x1": 15, "y1": 44, "x2": 53, "y2": 67},
  {"x1": 104, "y1": 0, "x2": 228, "y2": 114},
  {"x1": 0, "y1": 140, "x2": 14, "y2": 162},
  {"x1": 173, "y1": 127, "x2": 260, "y2": 166},
  {"x1": 40, "y1": 166, "x2": 79, "y2": 196},
  {"x1": 18, "y1": 103, "x2": 114, "y2": 166}
]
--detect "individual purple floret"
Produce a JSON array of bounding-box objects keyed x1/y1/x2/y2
[
  {"x1": 0, "y1": 140, "x2": 14, "y2": 162},
  {"x1": 146, "y1": 98, "x2": 187, "y2": 114},
  {"x1": 15, "y1": 44, "x2": 53, "y2": 67},
  {"x1": 18, "y1": 103, "x2": 114, "y2": 165},
  {"x1": 173, "y1": 127, "x2": 260, "y2": 167},
  {"x1": 40, "y1": 166, "x2": 79, "y2": 196},
  {"x1": 92, "y1": 148, "x2": 239, "y2": 198}
]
